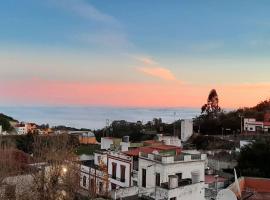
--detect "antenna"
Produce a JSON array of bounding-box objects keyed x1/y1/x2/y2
[{"x1": 234, "y1": 168, "x2": 242, "y2": 199}]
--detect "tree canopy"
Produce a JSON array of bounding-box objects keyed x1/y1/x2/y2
[{"x1": 237, "y1": 140, "x2": 270, "y2": 178}]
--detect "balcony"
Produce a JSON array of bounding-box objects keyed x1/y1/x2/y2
[{"x1": 109, "y1": 174, "x2": 126, "y2": 182}]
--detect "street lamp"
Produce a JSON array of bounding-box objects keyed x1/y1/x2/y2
[{"x1": 62, "y1": 167, "x2": 67, "y2": 174}]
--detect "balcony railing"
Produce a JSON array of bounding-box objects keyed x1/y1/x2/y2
[
  {"x1": 109, "y1": 174, "x2": 126, "y2": 182},
  {"x1": 139, "y1": 152, "x2": 206, "y2": 163},
  {"x1": 160, "y1": 178, "x2": 192, "y2": 190}
]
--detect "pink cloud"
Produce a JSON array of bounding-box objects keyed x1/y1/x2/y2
[
  {"x1": 136, "y1": 66, "x2": 177, "y2": 81},
  {"x1": 0, "y1": 79, "x2": 270, "y2": 108}
]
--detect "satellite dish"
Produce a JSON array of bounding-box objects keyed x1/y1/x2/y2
[{"x1": 216, "y1": 189, "x2": 237, "y2": 200}]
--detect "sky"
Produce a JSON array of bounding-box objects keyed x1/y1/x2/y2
[{"x1": 1, "y1": 0, "x2": 270, "y2": 108}]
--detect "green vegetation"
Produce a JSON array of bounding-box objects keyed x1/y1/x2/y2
[
  {"x1": 0, "y1": 113, "x2": 16, "y2": 132},
  {"x1": 237, "y1": 140, "x2": 270, "y2": 178},
  {"x1": 191, "y1": 135, "x2": 235, "y2": 150},
  {"x1": 75, "y1": 144, "x2": 100, "y2": 155},
  {"x1": 194, "y1": 99, "x2": 270, "y2": 135},
  {"x1": 94, "y1": 119, "x2": 181, "y2": 142}
]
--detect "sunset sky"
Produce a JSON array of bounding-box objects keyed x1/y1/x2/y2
[{"x1": 1, "y1": 0, "x2": 270, "y2": 108}]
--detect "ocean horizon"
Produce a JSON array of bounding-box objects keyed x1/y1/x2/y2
[{"x1": 0, "y1": 106, "x2": 201, "y2": 130}]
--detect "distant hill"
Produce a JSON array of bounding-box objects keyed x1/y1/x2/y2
[{"x1": 0, "y1": 113, "x2": 17, "y2": 132}]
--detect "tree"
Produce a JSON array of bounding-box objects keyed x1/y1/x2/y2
[
  {"x1": 28, "y1": 134, "x2": 80, "y2": 200},
  {"x1": 0, "y1": 137, "x2": 29, "y2": 200},
  {"x1": 201, "y1": 89, "x2": 221, "y2": 117},
  {"x1": 237, "y1": 140, "x2": 270, "y2": 178}
]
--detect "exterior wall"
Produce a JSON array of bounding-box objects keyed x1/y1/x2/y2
[
  {"x1": 107, "y1": 153, "x2": 132, "y2": 189},
  {"x1": 181, "y1": 119, "x2": 193, "y2": 142},
  {"x1": 101, "y1": 138, "x2": 114, "y2": 150},
  {"x1": 110, "y1": 186, "x2": 138, "y2": 199},
  {"x1": 156, "y1": 182, "x2": 205, "y2": 200}
]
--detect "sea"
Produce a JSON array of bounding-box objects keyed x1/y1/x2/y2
[{"x1": 0, "y1": 106, "x2": 200, "y2": 130}]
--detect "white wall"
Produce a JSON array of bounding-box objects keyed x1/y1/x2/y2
[
  {"x1": 181, "y1": 119, "x2": 193, "y2": 142},
  {"x1": 101, "y1": 138, "x2": 113, "y2": 150}
]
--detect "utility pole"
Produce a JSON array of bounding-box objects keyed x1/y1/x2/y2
[{"x1": 173, "y1": 112, "x2": 176, "y2": 136}]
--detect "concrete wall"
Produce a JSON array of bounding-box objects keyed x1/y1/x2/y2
[
  {"x1": 101, "y1": 138, "x2": 114, "y2": 150},
  {"x1": 181, "y1": 119, "x2": 193, "y2": 142}
]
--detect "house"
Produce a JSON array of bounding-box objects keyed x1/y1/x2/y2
[
  {"x1": 15, "y1": 123, "x2": 27, "y2": 135},
  {"x1": 80, "y1": 150, "x2": 109, "y2": 197},
  {"x1": 107, "y1": 151, "x2": 133, "y2": 190},
  {"x1": 79, "y1": 132, "x2": 98, "y2": 144},
  {"x1": 25, "y1": 123, "x2": 37, "y2": 134},
  {"x1": 138, "y1": 150, "x2": 206, "y2": 200},
  {"x1": 244, "y1": 118, "x2": 270, "y2": 133}
]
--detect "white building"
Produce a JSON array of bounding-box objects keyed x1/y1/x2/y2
[
  {"x1": 80, "y1": 150, "x2": 108, "y2": 196},
  {"x1": 138, "y1": 151, "x2": 206, "y2": 200},
  {"x1": 15, "y1": 124, "x2": 27, "y2": 135},
  {"x1": 244, "y1": 118, "x2": 270, "y2": 133},
  {"x1": 107, "y1": 151, "x2": 133, "y2": 190},
  {"x1": 181, "y1": 119, "x2": 193, "y2": 142}
]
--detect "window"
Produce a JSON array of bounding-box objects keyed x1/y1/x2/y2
[
  {"x1": 111, "y1": 183, "x2": 116, "y2": 190},
  {"x1": 82, "y1": 176, "x2": 87, "y2": 187},
  {"x1": 99, "y1": 182, "x2": 103, "y2": 194},
  {"x1": 120, "y1": 165, "x2": 126, "y2": 182},
  {"x1": 155, "y1": 173, "x2": 160, "y2": 186},
  {"x1": 142, "y1": 168, "x2": 146, "y2": 187},
  {"x1": 112, "y1": 162, "x2": 117, "y2": 179},
  {"x1": 170, "y1": 197, "x2": 176, "y2": 200},
  {"x1": 133, "y1": 180, "x2": 138, "y2": 186}
]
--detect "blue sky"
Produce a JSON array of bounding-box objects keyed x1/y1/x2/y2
[{"x1": 1, "y1": 0, "x2": 270, "y2": 107}]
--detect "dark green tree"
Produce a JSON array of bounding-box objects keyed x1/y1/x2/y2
[{"x1": 237, "y1": 140, "x2": 270, "y2": 178}]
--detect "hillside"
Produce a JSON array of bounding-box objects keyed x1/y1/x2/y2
[{"x1": 0, "y1": 113, "x2": 17, "y2": 132}]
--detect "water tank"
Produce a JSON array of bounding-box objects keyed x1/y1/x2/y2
[
  {"x1": 191, "y1": 170, "x2": 200, "y2": 184},
  {"x1": 169, "y1": 175, "x2": 178, "y2": 189},
  {"x1": 122, "y1": 136, "x2": 130, "y2": 143}
]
